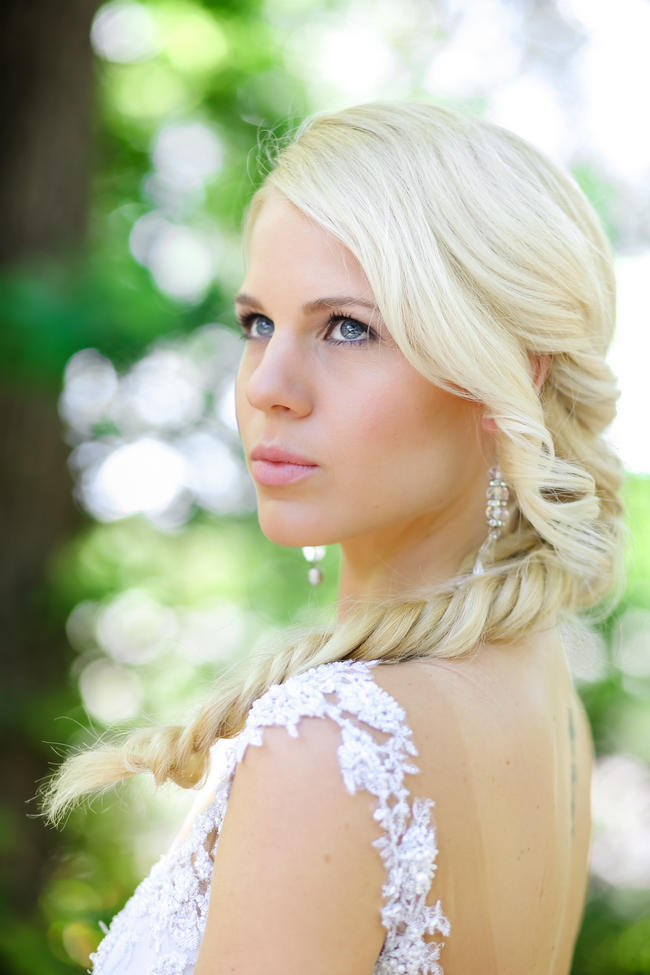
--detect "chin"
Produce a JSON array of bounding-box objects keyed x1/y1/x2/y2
[{"x1": 256, "y1": 511, "x2": 333, "y2": 550}]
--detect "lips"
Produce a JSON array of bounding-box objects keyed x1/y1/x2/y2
[
  {"x1": 250, "y1": 444, "x2": 317, "y2": 466},
  {"x1": 249, "y1": 443, "x2": 319, "y2": 487}
]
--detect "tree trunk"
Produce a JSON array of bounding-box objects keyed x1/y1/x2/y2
[
  {"x1": 0, "y1": 0, "x2": 99, "y2": 265},
  {"x1": 0, "y1": 0, "x2": 100, "y2": 935}
]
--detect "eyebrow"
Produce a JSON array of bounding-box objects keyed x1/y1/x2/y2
[{"x1": 234, "y1": 292, "x2": 383, "y2": 317}]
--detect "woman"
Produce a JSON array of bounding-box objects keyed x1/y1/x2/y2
[{"x1": 42, "y1": 100, "x2": 626, "y2": 974}]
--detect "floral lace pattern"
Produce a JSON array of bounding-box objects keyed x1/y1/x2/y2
[{"x1": 89, "y1": 658, "x2": 450, "y2": 975}]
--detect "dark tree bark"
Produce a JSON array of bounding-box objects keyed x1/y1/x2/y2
[
  {"x1": 0, "y1": 382, "x2": 85, "y2": 912},
  {"x1": 0, "y1": 0, "x2": 100, "y2": 935},
  {"x1": 0, "y1": 0, "x2": 99, "y2": 265}
]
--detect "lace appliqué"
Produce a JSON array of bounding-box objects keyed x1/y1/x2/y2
[
  {"x1": 87, "y1": 786, "x2": 228, "y2": 975},
  {"x1": 88, "y1": 658, "x2": 450, "y2": 975}
]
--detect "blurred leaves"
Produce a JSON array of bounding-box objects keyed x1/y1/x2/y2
[{"x1": 1, "y1": 0, "x2": 650, "y2": 972}]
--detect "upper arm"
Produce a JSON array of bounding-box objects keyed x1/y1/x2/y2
[{"x1": 193, "y1": 715, "x2": 387, "y2": 975}]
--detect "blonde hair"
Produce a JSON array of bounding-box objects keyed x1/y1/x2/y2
[{"x1": 41, "y1": 100, "x2": 627, "y2": 826}]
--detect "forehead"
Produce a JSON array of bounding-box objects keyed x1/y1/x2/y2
[{"x1": 247, "y1": 193, "x2": 369, "y2": 286}]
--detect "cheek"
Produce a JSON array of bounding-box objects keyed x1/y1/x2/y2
[
  {"x1": 331, "y1": 376, "x2": 478, "y2": 483},
  {"x1": 358, "y1": 380, "x2": 465, "y2": 449}
]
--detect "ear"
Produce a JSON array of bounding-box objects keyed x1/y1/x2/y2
[
  {"x1": 480, "y1": 353, "x2": 552, "y2": 434},
  {"x1": 529, "y1": 352, "x2": 551, "y2": 395}
]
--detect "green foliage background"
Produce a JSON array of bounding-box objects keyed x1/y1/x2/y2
[{"x1": 1, "y1": 1, "x2": 649, "y2": 972}]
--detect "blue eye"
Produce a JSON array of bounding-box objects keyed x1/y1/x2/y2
[
  {"x1": 237, "y1": 313, "x2": 274, "y2": 340},
  {"x1": 236, "y1": 311, "x2": 377, "y2": 346},
  {"x1": 327, "y1": 317, "x2": 369, "y2": 344}
]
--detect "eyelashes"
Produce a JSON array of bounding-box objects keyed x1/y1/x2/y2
[{"x1": 235, "y1": 310, "x2": 379, "y2": 347}]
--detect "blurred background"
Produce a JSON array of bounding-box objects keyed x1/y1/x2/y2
[{"x1": 1, "y1": 0, "x2": 649, "y2": 971}]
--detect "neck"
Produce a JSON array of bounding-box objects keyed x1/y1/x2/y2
[{"x1": 335, "y1": 486, "x2": 489, "y2": 622}]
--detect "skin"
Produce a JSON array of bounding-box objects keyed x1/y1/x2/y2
[
  {"x1": 234, "y1": 190, "x2": 549, "y2": 615},
  {"x1": 191, "y1": 191, "x2": 585, "y2": 975}
]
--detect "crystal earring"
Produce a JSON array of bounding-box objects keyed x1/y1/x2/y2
[
  {"x1": 302, "y1": 545, "x2": 326, "y2": 585},
  {"x1": 472, "y1": 464, "x2": 510, "y2": 576}
]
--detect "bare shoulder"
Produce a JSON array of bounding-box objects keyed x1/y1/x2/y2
[
  {"x1": 369, "y1": 625, "x2": 573, "y2": 710},
  {"x1": 194, "y1": 713, "x2": 387, "y2": 975},
  {"x1": 367, "y1": 628, "x2": 593, "y2": 973},
  {"x1": 365, "y1": 624, "x2": 584, "y2": 782}
]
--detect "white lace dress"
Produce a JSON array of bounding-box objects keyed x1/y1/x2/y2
[{"x1": 88, "y1": 658, "x2": 451, "y2": 975}]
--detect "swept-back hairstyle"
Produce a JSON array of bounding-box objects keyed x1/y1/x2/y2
[{"x1": 42, "y1": 100, "x2": 627, "y2": 825}]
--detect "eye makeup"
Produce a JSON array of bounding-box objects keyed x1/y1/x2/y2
[{"x1": 236, "y1": 309, "x2": 380, "y2": 347}]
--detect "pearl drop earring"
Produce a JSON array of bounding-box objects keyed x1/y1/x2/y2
[{"x1": 302, "y1": 546, "x2": 326, "y2": 585}]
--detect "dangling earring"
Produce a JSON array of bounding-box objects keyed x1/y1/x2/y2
[
  {"x1": 472, "y1": 464, "x2": 510, "y2": 576},
  {"x1": 302, "y1": 545, "x2": 326, "y2": 586}
]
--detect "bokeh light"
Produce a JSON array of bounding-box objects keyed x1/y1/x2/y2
[
  {"x1": 612, "y1": 607, "x2": 650, "y2": 680},
  {"x1": 151, "y1": 121, "x2": 224, "y2": 194},
  {"x1": 90, "y1": 1, "x2": 160, "y2": 64},
  {"x1": 15, "y1": 2, "x2": 649, "y2": 972},
  {"x1": 592, "y1": 753, "x2": 650, "y2": 889},
  {"x1": 607, "y1": 252, "x2": 650, "y2": 475},
  {"x1": 119, "y1": 349, "x2": 205, "y2": 430},
  {"x1": 86, "y1": 437, "x2": 190, "y2": 521},
  {"x1": 79, "y1": 658, "x2": 143, "y2": 724},
  {"x1": 58, "y1": 325, "x2": 255, "y2": 527},
  {"x1": 96, "y1": 589, "x2": 178, "y2": 665}
]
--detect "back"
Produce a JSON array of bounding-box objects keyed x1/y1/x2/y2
[{"x1": 370, "y1": 622, "x2": 593, "y2": 975}]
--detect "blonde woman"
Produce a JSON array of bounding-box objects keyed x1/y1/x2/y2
[{"x1": 42, "y1": 101, "x2": 626, "y2": 974}]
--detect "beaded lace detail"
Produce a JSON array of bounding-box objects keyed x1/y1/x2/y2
[{"x1": 88, "y1": 658, "x2": 450, "y2": 975}]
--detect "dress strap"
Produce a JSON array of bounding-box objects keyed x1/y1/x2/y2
[{"x1": 225, "y1": 658, "x2": 450, "y2": 974}]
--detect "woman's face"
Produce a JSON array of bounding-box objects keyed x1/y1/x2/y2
[{"x1": 234, "y1": 191, "x2": 492, "y2": 563}]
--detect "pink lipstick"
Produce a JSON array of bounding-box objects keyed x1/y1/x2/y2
[{"x1": 250, "y1": 443, "x2": 319, "y2": 486}]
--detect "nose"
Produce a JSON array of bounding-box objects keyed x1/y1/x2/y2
[{"x1": 240, "y1": 332, "x2": 313, "y2": 416}]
